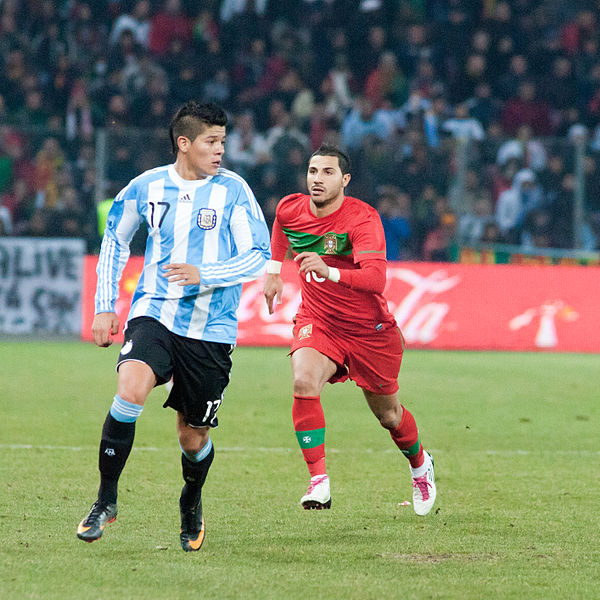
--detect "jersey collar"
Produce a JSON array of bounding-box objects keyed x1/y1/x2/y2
[{"x1": 168, "y1": 164, "x2": 214, "y2": 189}]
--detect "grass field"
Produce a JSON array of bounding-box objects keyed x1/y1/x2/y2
[{"x1": 1, "y1": 342, "x2": 599, "y2": 599}]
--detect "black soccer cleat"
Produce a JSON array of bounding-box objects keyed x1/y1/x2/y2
[
  {"x1": 77, "y1": 500, "x2": 117, "y2": 542},
  {"x1": 180, "y1": 500, "x2": 205, "y2": 552}
]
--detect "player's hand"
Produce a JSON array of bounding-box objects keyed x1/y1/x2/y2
[
  {"x1": 263, "y1": 273, "x2": 283, "y2": 314},
  {"x1": 294, "y1": 252, "x2": 329, "y2": 278},
  {"x1": 92, "y1": 312, "x2": 120, "y2": 348},
  {"x1": 162, "y1": 263, "x2": 201, "y2": 286}
]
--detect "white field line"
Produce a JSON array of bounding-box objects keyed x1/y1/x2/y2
[{"x1": 0, "y1": 444, "x2": 599, "y2": 456}]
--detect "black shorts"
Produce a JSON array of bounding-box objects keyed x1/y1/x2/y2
[{"x1": 117, "y1": 317, "x2": 233, "y2": 428}]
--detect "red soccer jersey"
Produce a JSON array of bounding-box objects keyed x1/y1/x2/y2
[{"x1": 272, "y1": 193, "x2": 396, "y2": 332}]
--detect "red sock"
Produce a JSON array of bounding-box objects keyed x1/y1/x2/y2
[
  {"x1": 387, "y1": 405, "x2": 424, "y2": 469},
  {"x1": 292, "y1": 394, "x2": 326, "y2": 477}
]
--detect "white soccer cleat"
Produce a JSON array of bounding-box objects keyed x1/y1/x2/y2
[
  {"x1": 411, "y1": 452, "x2": 436, "y2": 516},
  {"x1": 300, "y1": 474, "x2": 331, "y2": 510}
]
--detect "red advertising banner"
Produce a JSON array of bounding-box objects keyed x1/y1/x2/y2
[{"x1": 82, "y1": 257, "x2": 600, "y2": 353}]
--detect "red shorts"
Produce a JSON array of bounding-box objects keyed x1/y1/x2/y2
[{"x1": 290, "y1": 315, "x2": 404, "y2": 395}]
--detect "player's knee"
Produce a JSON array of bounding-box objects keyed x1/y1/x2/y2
[
  {"x1": 115, "y1": 385, "x2": 147, "y2": 407},
  {"x1": 378, "y1": 411, "x2": 399, "y2": 429},
  {"x1": 293, "y1": 372, "x2": 321, "y2": 397},
  {"x1": 374, "y1": 404, "x2": 403, "y2": 429},
  {"x1": 179, "y1": 429, "x2": 210, "y2": 458}
]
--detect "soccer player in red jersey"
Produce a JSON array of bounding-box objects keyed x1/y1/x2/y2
[{"x1": 263, "y1": 144, "x2": 436, "y2": 515}]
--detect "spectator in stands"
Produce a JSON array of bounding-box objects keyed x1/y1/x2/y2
[
  {"x1": 17, "y1": 208, "x2": 54, "y2": 237},
  {"x1": 109, "y1": 0, "x2": 151, "y2": 49},
  {"x1": 466, "y1": 81, "x2": 500, "y2": 130},
  {"x1": 550, "y1": 173, "x2": 576, "y2": 249},
  {"x1": 55, "y1": 185, "x2": 85, "y2": 238},
  {"x1": 13, "y1": 89, "x2": 49, "y2": 128},
  {"x1": 106, "y1": 141, "x2": 136, "y2": 192},
  {"x1": 32, "y1": 137, "x2": 65, "y2": 211},
  {"x1": 66, "y1": 79, "x2": 94, "y2": 143},
  {"x1": 453, "y1": 52, "x2": 488, "y2": 103},
  {"x1": 541, "y1": 56, "x2": 578, "y2": 116},
  {"x1": 104, "y1": 93, "x2": 130, "y2": 129},
  {"x1": 458, "y1": 194, "x2": 496, "y2": 247},
  {"x1": 341, "y1": 96, "x2": 394, "y2": 151},
  {"x1": 364, "y1": 51, "x2": 408, "y2": 108},
  {"x1": 442, "y1": 102, "x2": 485, "y2": 142},
  {"x1": 501, "y1": 80, "x2": 553, "y2": 136},
  {"x1": 149, "y1": 0, "x2": 193, "y2": 57},
  {"x1": 521, "y1": 207, "x2": 553, "y2": 249},
  {"x1": 225, "y1": 111, "x2": 269, "y2": 180},
  {"x1": 496, "y1": 168, "x2": 542, "y2": 244},
  {"x1": 0, "y1": 49, "x2": 26, "y2": 113},
  {"x1": 538, "y1": 154, "x2": 567, "y2": 207},
  {"x1": 422, "y1": 94, "x2": 450, "y2": 149},
  {"x1": 327, "y1": 53, "x2": 355, "y2": 114},
  {"x1": 202, "y1": 67, "x2": 231, "y2": 106},
  {"x1": 422, "y1": 197, "x2": 457, "y2": 262},
  {"x1": 263, "y1": 99, "x2": 309, "y2": 158},
  {"x1": 377, "y1": 186, "x2": 412, "y2": 261},
  {"x1": 450, "y1": 168, "x2": 488, "y2": 217},
  {"x1": 497, "y1": 125, "x2": 547, "y2": 173},
  {"x1": 220, "y1": 0, "x2": 269, "y2": 24},
  {"x1": 479, "y1": 221, "x2": 505, "y2": 245}
]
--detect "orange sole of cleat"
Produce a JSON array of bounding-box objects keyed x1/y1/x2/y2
[
  {"x1": 180, "y1": 519, "x2": 205, "y2": 551},
  {"x1": 77, "y1": 516, "x2": 117, "y2": 543},
  {"x1": 302, "y1": 500, "x2": 332, "y2": 510}
]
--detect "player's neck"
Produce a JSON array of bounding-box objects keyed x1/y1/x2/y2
[
  {"x1": 174, "y1": 158, "x2": 210, "y2": 181},
  {"x1": 309, "y1": 194, "x2": 345, "y2": 218}
]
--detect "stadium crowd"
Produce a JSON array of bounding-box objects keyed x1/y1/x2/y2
[{"x1": 1, "y1": 0, "x2": 600, "y2": 258}]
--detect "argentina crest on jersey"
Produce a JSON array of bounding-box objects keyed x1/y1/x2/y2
[{"x1": 197, "y1": 208, "x2": 217, "y2": 230}]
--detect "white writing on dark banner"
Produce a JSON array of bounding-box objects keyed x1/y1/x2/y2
[{"x1": 0, "y1": 238, "x2": 85, "y2": 334}]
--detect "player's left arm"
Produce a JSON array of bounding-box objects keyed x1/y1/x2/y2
[
  {"x1": 166, "y1": 185, "x2": 271, "y2": 288},
  {"x1": 295, "y1": 207, "x2": 388, "y2": 293},
  {"x1": 295, "y1": 253, "x2": 386, "y2": 293}
]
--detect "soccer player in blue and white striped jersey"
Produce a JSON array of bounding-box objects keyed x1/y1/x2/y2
[{"x1": 77, "y1": 101, "x2": 270, "y2": 551}]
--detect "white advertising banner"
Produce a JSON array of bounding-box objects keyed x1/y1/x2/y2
[{"x1": 0, "y1": 238, "x2": 85, "y2": 335}]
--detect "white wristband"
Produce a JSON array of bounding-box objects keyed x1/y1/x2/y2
[
  {"x1": 266, "y1": 260, "x2": 282, "y2": 274},
  {"x1": 327, "y1": 267, "x2": 340, "y2": 283}
]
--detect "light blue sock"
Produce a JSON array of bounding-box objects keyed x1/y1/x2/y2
[
  {"x1": 110, "y1": 395, "x2": 143, "y2": 423},
  {"x1": 180, "y1": 438, "x2": 213, "y2": 463}
]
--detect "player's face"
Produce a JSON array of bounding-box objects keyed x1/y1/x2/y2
[
  {"x1": 178, "y1": 125, "x2": 226, "y2": 179},
  {"x1": 307, "y1": 155, "x2": 351, "y2": 208}
]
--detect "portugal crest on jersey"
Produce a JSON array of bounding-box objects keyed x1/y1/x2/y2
[
  {"x1": 197, "y1": 208, "x2": 217, "y2": 230},
  {"x1": 324, "y1": 233, "x2": 337, "y2": 254},
  {"x1": 298, "y1": 323, "x2": 313, "y2": 340}
]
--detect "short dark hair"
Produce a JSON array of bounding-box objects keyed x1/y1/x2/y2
[
  {"x1": 310, "y1": 144, "x2": 351, "y2": 175},
  {"x1": 169, "y1": 101, "x2": 227, "y2": 154}
]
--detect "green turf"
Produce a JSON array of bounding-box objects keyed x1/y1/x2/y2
[{"x1": 1, "y1": 343, "x2": 598, "y2": 599}]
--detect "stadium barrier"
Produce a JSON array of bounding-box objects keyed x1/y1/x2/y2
[{"x1": 80, "y1": 256, "x2": 600, "y2": 353}]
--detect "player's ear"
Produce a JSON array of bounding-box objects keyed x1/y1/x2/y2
[
  {"x1": 342, "y1": 173, "x2": 351, "y2": 188},
  {"x1": 177, "y1": 135, "x2": 190, "y2": 153}
]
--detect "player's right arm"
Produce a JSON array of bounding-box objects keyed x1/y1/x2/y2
[
  {"x1": 94, "y1": 182, "x2": 143, "y2": 346},
  {"x1": 263, "y1": 210, "x2": 289, "y2": 314}
]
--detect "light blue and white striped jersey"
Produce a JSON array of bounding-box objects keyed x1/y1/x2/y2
[{"x1": 95, "y1": 164, "x2": 271, "y2": 343}]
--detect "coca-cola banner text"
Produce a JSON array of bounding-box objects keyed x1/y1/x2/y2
[{"x1": 81, "y1": 258, "x2": 600, "y2": 352}]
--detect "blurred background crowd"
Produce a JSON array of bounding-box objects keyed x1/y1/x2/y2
[{"x1": 1, "y1": 0, "x2": 600, "y2": 259}]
